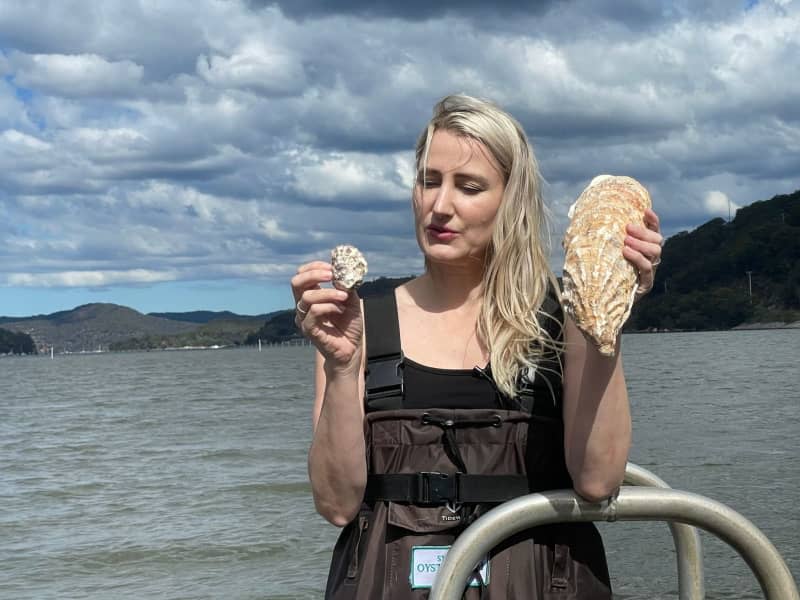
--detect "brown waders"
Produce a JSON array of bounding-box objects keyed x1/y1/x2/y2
[{"x1": 323, "y1": 294, "x2": 612, "y2": 599}]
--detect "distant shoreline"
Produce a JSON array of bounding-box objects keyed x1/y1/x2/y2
[{"x1": 627, "y1": 321, "x2": 800, "y2": 335}]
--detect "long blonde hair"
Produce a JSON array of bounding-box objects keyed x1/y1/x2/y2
[{"x1": 415, "y1": 94, "x2": 562, "y2": 398}]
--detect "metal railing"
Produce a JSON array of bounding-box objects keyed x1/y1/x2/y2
[
  {"x1": 430, "y1": 469, "x2": 798, "y2": 600},
  {"x1": 623, "y1": 463, "x2": 705, "y2": 599}
]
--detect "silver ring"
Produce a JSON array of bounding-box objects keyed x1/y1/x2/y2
[
  {"x1": 296, "y1": 301, "x2": 308, "y2": 316},
  {"x1": 652, "y1": 257, "x2": 661, "y2": 267}
]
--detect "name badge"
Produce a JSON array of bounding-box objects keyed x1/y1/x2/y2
[{"x1": 409, "y1": 546, "x2": 489, "y2": 589}]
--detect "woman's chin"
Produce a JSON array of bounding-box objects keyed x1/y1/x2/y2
[{"x1": 422, "y1": 247, "x2": 485, "y2": 269}]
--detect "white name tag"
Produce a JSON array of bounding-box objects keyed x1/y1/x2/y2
[{"x1": 409, "y1": 546, "x2": 489, "y2": 589}]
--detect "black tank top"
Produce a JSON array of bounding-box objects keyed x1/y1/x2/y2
[
  {"x1": 401, "y1": 357, "x2": 499, "y2": 410},
  {"x1": 363, "y1": 287, "x2": 565, "y2": 417}
]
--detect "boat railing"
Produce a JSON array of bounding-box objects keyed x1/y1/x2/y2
[{"x1": 429, "y1": 462, "x2": 799, "y2": 600}]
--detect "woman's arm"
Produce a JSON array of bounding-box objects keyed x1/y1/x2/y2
[
  {"x1": 560, "y1": 206, "x2": 662, "y2": 501},
  {"x1": 308, "y1": 348, "x2": 368, "y2": 527},
  {"x1": 291, "y1": 261, "x2": 369, "y2": 527},
  {"x1": 561, "y1": 316, "x2": 631, "y2": 502}
]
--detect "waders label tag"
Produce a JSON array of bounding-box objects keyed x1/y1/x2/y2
[{"x1": 409, "y1": 546, "x2": 489, "y2": 589}]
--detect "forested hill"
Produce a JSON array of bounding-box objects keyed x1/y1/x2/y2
[
  {"x1": 0, "y1": 328, "x2": 36, "y2": 355},
  {"x1": 147, "y1": 310, "x2": 271, "y2": 324},
  {"x1": 626, "y1": 189, "x2": 800, "y2": 331}
]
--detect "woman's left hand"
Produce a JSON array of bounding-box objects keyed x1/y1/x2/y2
[{"x1": 623, "y1": 207, "x2": 663, "y2": 298}]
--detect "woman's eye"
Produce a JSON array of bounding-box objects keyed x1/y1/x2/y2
[
  {"x1": 462, "y1": 186, "x2": 483, "y2": 195},
  {"x1": 419, "y1": 179, "x2": 439, "y2": 188}
]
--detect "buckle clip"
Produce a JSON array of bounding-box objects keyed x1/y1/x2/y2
[
  {"x1": 366, "y1": 354, "x2": 404, "y2": 397},
  {"x1": 416, "y1": 472, "x2": 459, "y2": 504}
]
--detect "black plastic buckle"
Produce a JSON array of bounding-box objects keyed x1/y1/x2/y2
[
  {"x1": 416, "y1": 472, "x2": 458, "y2": 504},
  {"x1": 366, "y1": 354, "x2": 404, "y2": 398}
]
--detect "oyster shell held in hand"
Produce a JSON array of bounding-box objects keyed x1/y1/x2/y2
[
  {"x1": 562, "y1": 175, "x2": 652, "y2": 356},
  {"x1": 331, "y1": 245, "x2": 368, "y2": 291}
]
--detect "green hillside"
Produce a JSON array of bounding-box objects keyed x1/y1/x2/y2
[
  {"x1": 148, "y1": 310, "x2": 271, "y2": 324},
  {"x1": 627, "y1": 190, "x2": 800, "y2": 330},
  {"x1": 110, "y1": 317, "x2": 264, "y2": 351}
]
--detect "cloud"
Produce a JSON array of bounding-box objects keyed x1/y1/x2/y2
[
  {"x1": 7, "y1": 269, "x2": 178, "y2": 287},
  {"x1": 253, "y1": 0, "x2": 558, "y2": 22},
  {"x1": 1, "y1": 129, "x2": 51, "y2": 151},
  {"x1": 289, "y1": 151, "x2": 413, "y2": 206},
  {"x1": 0, "y1": 79, "x2": 37, "y2": 131},
  {"x1": 0, "y1": 0, "x2": 798, "y2": 300},
  {"x1": 11, "y1": 52, "x2": 144, "y2": 98},
  {"x1": 704, "y1": 190, "x2": 741, "y2": 220},
  {"x1": 0, "y1": 1, "x2": 214, "y2": 79},
  {"x1": 197, "y1": 39, "x2": 306, "y2": 96}
]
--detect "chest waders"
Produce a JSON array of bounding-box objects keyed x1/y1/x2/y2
[{"x1": 323, "y1": 294, "x2": 612, "y2": 600}]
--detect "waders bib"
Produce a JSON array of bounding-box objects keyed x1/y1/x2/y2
[{"x1": 324, "y1": 293, "x2": 612, "y2": 599}]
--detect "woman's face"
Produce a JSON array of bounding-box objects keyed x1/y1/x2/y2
[{"x1": 413, "y1": 129, "x2": 505, "y2": 268}]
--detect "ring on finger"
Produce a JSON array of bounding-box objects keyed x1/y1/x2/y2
[
  {"x1": 296, "y1": 301, "x2": 308, "y2": 316},
  {"x1": 652, "y1": 257, "x2": 661, "y2": 267}
]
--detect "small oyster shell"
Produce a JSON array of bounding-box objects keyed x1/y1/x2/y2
[
  {"x1": 331, "y1": 245, "x2": 368, "y2": 291},
  {"x1": 562, "y1": 175, "x2": 652, "y2": 356}
]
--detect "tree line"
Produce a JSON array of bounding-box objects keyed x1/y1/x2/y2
[
  {"x1": 0, "y1": 328, "x2": 37, "y2": 355},
  {"x1": 626, "y1": 190, "x2": 799, "y2": 330}
]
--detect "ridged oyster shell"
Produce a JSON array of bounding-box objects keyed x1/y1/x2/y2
[
  {"x1": 562, "y1": 175, "x2": 652, "y2": 356},
  {"x1": 331, "y1": 245, "x2": 368, "y2": 291}
]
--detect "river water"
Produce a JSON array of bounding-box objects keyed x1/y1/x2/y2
[{"x1": 1, "y1": 330, "x2": 798, "y2": 599}]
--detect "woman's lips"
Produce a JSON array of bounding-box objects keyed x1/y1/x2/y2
[{"x1": 426, "y1": 224, "x2": 458, "y2": 241}]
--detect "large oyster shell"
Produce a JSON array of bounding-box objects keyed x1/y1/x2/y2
[
  {"x1": 331, "y1": 245, "x2": 368, "y2": 291},
  {"x1": 562, "y1": 175, "x2": 652, "y2": 356}
]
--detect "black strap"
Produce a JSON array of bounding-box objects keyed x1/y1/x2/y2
[
  {"x1": 364, "y1": 293, "x2": 401, "y2": 358},
  {"x1": 365, "y1": 472, "x2": 530, "y2": 504},
  {"x1": 363, "y1": 294, "x2": 404, "y2": 410}
]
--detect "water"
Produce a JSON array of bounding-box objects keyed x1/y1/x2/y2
[{"x1": 1, "y1": 330, "x2": 797, "y2": 599}]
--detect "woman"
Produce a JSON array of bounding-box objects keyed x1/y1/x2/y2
[{"x1": 291, "y1": 95, "x2": 663, "y2": 599}]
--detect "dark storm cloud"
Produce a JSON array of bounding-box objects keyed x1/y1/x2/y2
[
  {"x1": 0, "y1": 1, "x2": 210, "y2": 80},
  {"x1": 251, "y1": 0, "x2": 560, "y2": 22},
  {"x1": 257, "y1": 0, "x2": 748, "y2": 31}
]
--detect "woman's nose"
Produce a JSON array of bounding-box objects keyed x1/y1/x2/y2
[{"x1": 431, "y1": 183, "x2": 454, "y2": 215}]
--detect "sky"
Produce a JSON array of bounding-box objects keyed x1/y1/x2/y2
[{"x1": 1, "y1": 0, "x2": 798, "y2": 317}]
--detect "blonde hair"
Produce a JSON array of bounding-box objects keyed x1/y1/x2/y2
[{"x1": 415, "y1": 94, "x2": 563, "y2": 399}]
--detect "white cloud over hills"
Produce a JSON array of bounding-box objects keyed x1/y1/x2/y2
[{"x1": 0, "y1": 0, "x2": 798, "y2": 312}]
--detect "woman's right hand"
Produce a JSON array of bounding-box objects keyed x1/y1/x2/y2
[{"x1": 291, "y1": 260, "x2": 363, "y2": 371}]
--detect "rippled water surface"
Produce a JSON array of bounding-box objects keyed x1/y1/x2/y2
[{"x1": 1, "y1": 329, "x2": 798, "y2": 599}]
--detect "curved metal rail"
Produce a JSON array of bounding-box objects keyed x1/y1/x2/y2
[
  {"x1": 429, "y1": 488, "x2": 799, "y2": 600},
  {"x1": 624, "y1": 463, "x2": 705, "y2": 599}
]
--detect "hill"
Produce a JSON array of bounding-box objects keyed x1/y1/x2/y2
[
  {"x1": 148, "y1": 310, "x2": 271, "y2": 324},
  {"x1": 109, "y1": 317, "x2": 265, "y2": 351},
  {"x1": 627, "y1": 190, "x2": 800, "y2": 330},
  {"x1": 0, "y1": 304, "x2": 275, "y2": 352},
  {"x1": 0, "y1": 303, "x2": 198, "y2": 352}
]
